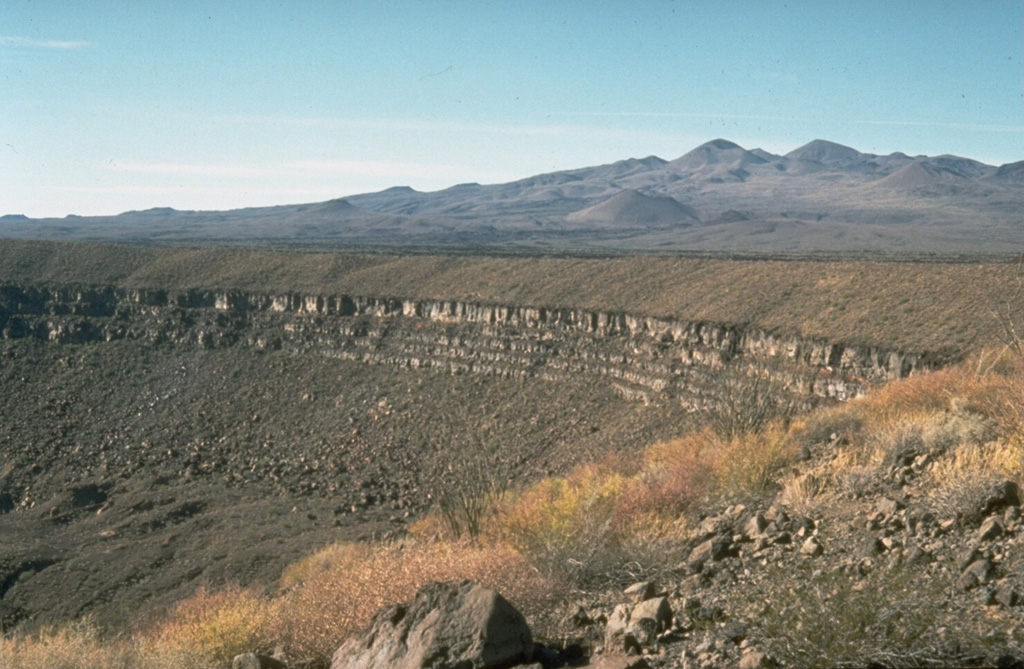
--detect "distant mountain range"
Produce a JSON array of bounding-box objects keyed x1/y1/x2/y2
[{"x1": 3, "y1": 139, "x2": 1021, "y2": 254}]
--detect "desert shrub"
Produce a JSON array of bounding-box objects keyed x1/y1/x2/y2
[
  {"x1": 428, "y1": 433, "x2": 513, "y2": 540},
  {"x1": 849, "y1": 411, "x2": 984, "y2": 471},
  {"x1": 699, "y1": 358, "x2": 805, "y2": 440},
  {"x1": 497, "y1": 464, "x2": 627, "y2": 587},
  {"x1": 835, "y1": 464, "x2": 881, "y2": 499},
  {"x1": 617, "y1": 433, "x2": 713, "y2": 520},
  {"x1": 607, "y1": 513, "x2": 693, "y2": 584},
  {"x1": 139, "y1": 585, "x2": 279, "y2": 669},
  {"x1": 709, "y1": 422, "x2": 798, "y2": 497},
  {"x1": 0, "y1": 620, "x2": 137, "y2": 669},
  {"x1": 753, "y1": 563, "x2": 1014, "y2": 668},
  {"x1": 864, "y1": 417, "x2": 928, "y2": 467},
  {"x1": 855, "y1": 366, "x2": 963, "y2": 425},
  {"x1": 273, "y1": 539, "x2": 559, "y2": 664},
  {"x1": 278, "y1": 541, "x2": 371, "y2": 591},
  {"x1": 495, "y1": 442, "x2": 711, "y2": 589},
  {"x1": 920, "y1": 411, "x2": 994, "y2": 454},
  {"x1": 923, "y1": 440, "x2": 1020, "y2": 525},
  {"x1": 792, "y1": 404, "x2": 865, "y2": 449},
  {"x1": 957, "y1": 354, "x2": 1023, "y2": 447}
]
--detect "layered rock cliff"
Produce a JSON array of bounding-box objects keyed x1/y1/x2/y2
[{"x1": 0, "y1": 284, "x2": 951, "y2": 408}]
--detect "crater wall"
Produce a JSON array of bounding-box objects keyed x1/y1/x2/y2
[{"x1": 0, "y1": 284, "x2": 951, "y2": 407}]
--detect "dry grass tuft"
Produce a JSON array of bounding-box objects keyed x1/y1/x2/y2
[
  {"x1": 0, "y1": 621, "x2": 137, "y2": 669},
  {"x1": 777, "y1": 471, "x2": 828, "y2": 516},
  {"x1": 956, "y1": 355, "x2": 1023, "y2": 448},
  {"x1": 273, "y1": 539, "x2": 561, "y2": 664},
  {"x1": 787, "y1": 355, "x2": 1021, "y2": 510},
  {"x1": 923, "y1": 440, "x2": 1021, "y2": 525},
  {"x1": 494, "y1": 424, "x2": 802, "y2": 588},
  {"x1": 139, "y1": 585, "x2": 279, "y2": 669},
  {"x1": 855, "y1": 367, "x2": 963, "y2": 424},
  {"x1": 753, "y1": 562, "x2": 1007, "y2": 668}
]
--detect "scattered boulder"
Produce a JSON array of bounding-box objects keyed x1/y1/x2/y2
[
  {"x1": 233, "y1": 653, "x2": 285, "y2": 669},
  {"x1": 688, "y1": 537, "x2": 732, "y2": 572},
  {"x1": 957, "y1": 546, "x2": 983, "y2": 572},
  {"x1": 983, "y1": 481, "x2": 1022, "y2": 515},
  {"x1": 623, "y1": 581, "x2": 657, "y2": 602},
  {"x1": 721, "y1": 621, "x2": 748, "y2": 643},
  {"x1": 604, "y1": 597, "x2": 674, "y2": 654},
  {"x1": 858, "y1": 537, "x2": 886, "y2": 558},
  {"x1": 875, "y1": 497, "x2": 905, "y2": 517},
  {"x1": 586, "y1": 657, "x2": 651, "y2": 669},
  {"x1": 626, "y1": 617, "x2": 659, "y2": 650},
  {"x1": 567, "y1": 605, "x2": 593, "y2": 628},
  {"x1": 330, "y1": 580, "x2": 533, "y2": 669},
  {"x1": 632, "y1": 596, "x2": 673, "y2": 632},
  {"x1": 738, "y1": 649, "x2": 775, "y2": 669},
  {"x1": 977, "y1": 517, "x2": 1005, "y2": 542},
  {"x1": 604, "y1": 604, "x2": 633, "y2": 652},
  {"x1": 957, "y1": 559, "x2": 994, "y2": 591},
  {"x1": 994, "y1": 583, "x2": 1019, "y2": 608},
  {"x1": 903, "y1": 545, "x2": 933, "y2": 566},
  {"x1": 799, "y1": 537, "x2": 824, "y2": 557},
  {"x1": 743, "y1": 513, "x2": 768, "y2": 538}
]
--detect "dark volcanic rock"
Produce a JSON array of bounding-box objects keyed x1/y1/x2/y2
[{"x1": 331, "y1": 580, "x2": 533, "y2": 669}]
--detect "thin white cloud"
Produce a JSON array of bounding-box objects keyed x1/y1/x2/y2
[
  {"x1": 856, "y1": 120, "x2": 1019, "y2": 133},
  {"x1": 113, "y1": 162, "x2": 276, "y2": 177},
  {"x1": 55, "y1": 185, "x2": 235, "y2": 195},
  {"x1": 52, "y1": 185, "x2": 335, "y2": 197},
  {"x1": 558, "y1": 111, "x2": 804, "y2": 122},
  {"x1": 112, "y1": 159, "x2": 511, "y2": 182},
  {"x1": 285, "y1": 159, "x2": 478, "y2": 179},
  {"x1": 197, "y1": 112, "x2": 685, "y2": 143},
  {"x1": 0, "y1": 36, "x2": 94, "y2": 49}
]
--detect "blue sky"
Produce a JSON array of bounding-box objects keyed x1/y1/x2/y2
[{"x1": 2, "y1": 1, "x2": 1021, "y2": 217}]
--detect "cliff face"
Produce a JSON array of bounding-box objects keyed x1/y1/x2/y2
[{"x1": 0, "y1": 284, "x2": 949, "y2": 407}]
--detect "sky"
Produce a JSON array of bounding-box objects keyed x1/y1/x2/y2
[{"x1": 2, "y1": 1, "x2": 1022, "y2": 217}]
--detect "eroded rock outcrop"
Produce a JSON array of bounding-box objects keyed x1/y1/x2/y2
[
  {"x1": 0, "y1": 284, "x2": 951, "y2": 410},
  {"x1": 330, "y1": 580, "x2": 533, "y2": 669}
]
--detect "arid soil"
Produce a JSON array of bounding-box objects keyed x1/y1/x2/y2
[{"x1": 0, "y1": 337, "x2": 694, "y2": 631}]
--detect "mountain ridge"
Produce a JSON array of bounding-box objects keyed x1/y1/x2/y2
[{"x1": 2, "y1": 139, "x2": 1020, "y2": 254}]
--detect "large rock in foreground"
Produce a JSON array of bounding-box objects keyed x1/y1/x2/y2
[{"x1": 331, "y1": 580, "x2": 534, "y2": 669}]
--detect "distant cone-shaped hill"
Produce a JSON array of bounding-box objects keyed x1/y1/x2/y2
[
  {"x1": 306, "y1": 198, "x2": 358, "y2": 214},
  {"x1": 669, "y1": 138, "x2": 769, "y2": 170},
  {"x1": 567, "y1": 190, "x2": 700, "y2": 226},
  {"x1": 874, "y1": 161, "x2": 969, "y2": 190},
  {"x1": 785, "y1": 139, "x2": 865, "y2": 166}
]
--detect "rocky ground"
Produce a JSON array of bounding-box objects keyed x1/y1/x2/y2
[
  {"x1": 248, "y1": 447, "x2": 1024, "y2": 669},
  {"x1": 0, "y1": 336, "x2": 694, "y2": 632},
  {"x1": 525, "y1": 448, "x2": 1024, "y2": 668}
]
